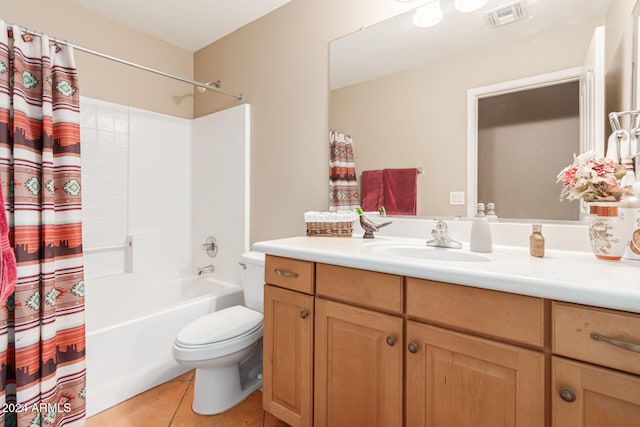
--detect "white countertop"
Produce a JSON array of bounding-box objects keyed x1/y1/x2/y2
[{"x1": 253, "y1": 236, "x2": 640, "y2": 314}]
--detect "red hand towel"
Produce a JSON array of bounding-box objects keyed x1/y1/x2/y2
[
  {"x1": 383, "y1": 168, "x2": 418, "y2": 215},
  {"x1": 0, "y1": 176, "x2": 16, "y2": 302},
  {"x1": 361, "y1": 170, "x2": 384, "y2": 212}
]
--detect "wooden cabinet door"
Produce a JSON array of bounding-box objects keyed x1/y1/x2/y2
[
  {"x1": 314, "y1": 298, "x2": 403, "y2": 427},
  {"x1": 263, "y1": 285, "x2": 314, "y2": 427},
  {"x1": 553, "y1": 357, "x2": 640, "y2": 427},
  {"x1": 406, "y1": 321, "x2": 545, "y2": 427}
]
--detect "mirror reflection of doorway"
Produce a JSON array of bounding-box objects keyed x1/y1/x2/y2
[{"x1": 477, "y1": 81, "x2": 581, "y2": 220}]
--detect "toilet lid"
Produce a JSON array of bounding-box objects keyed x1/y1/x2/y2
[{"x1": 176, "y1": 306, "x2": 263, "y2": 346}]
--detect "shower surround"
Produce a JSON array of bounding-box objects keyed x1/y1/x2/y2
[{"x1": 80, "y1": 98, "x2": 251, "y2": 416}]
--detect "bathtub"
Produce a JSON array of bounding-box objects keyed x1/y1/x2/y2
[{"x1": 85, "y1": 275, "x2": 243, "y2": 417}]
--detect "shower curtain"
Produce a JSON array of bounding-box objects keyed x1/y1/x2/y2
[
  {"x1": 329, "y1": 130, "x2": 359, "y2": 211},
  {"x1": 0, "y1": 22, "x2": 86, "y2": 426}
]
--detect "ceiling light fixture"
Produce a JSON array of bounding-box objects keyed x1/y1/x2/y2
[
  {"x1": 454, "y1": 0, "x2": 489, "y2": 12},
  {"x1": 413, "y1": 0, "x2": 444, "y2": 28}
]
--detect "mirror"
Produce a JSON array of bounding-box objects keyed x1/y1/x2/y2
[{"x1": 329, "y1": 0, "x2": 612, "y2": 220}]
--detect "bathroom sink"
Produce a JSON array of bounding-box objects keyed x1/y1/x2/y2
[{"x1": 368, "y1": 244, "x2": 492, "y2": 262}]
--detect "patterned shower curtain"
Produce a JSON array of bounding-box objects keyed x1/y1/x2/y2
[
  {"x1": 0, "y1": 22, "x2": 86, "y2": 426},
  {"x1": 329, "y1": 130, "x2": 359, "y2": 211}
]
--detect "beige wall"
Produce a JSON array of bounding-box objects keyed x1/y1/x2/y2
[
  {"x1": 193, "y1": 0, "x2": 419, "y2": 243},
  {"x1": 330, "y1": 21, "x2": 598, "y2": 218},
  {"x1": 3, "y1": 0, "x2": 194, "y2": 118}
]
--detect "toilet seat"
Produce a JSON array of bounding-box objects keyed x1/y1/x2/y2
[
  {"x1": 176, "y1": 305, "x2": 263, "y2": 347},
  {"x1": 173, "y1": 305, "x2": 264, "y2": 363},
  {"x1": 173, "y1": 324, "x2": 263, "y2": 362},
  {"x1": 176, "y1": 322, "x2": 262, "y2": 350}
]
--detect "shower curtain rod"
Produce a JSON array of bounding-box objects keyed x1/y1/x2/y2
[{"x1": 8, "y1": 23, "x2": 243, "y2": 100}]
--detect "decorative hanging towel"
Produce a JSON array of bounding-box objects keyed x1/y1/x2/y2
[
  {"x1": 0, "y1": 175, "x2": 16, "y2": 302},
  {"x1": 360, "y1": 168, "x2": 418, "y2": 215},
  {"x1": 383, "y1": 168, "x2": 418, "y2": 215},
  {"x1": 329, "y1": 130, "x2": 360, "y2": 211},
  {"x1": 361, "y1": 170, "x2": 384, "y2": 212}
]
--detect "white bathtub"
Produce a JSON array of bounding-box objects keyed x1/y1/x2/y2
[{"x1": 85, "y1": 275, "x2": 243, "y2": 417}]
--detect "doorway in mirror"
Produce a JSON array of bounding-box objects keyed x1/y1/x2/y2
[{"x1": 477, "y1": 82, "x2": 581, "y2": 221}]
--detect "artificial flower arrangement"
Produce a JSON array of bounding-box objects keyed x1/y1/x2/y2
[{"x1": 556, "y1": 151, "x2": 631, "y2": 202}]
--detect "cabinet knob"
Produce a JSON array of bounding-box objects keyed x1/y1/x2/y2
[
  {"x1": 558, "y1": 388, "x2": 576, "y2": 403},
  {"x1": 300, "y1": 310, "x2": 309, "y2": 319},
  {"x1": 408, "y1": 342, "x2": 419, "y2": 354},
  {"x1": 386, "y1": 336, "x2": 396, "y2": 346}
]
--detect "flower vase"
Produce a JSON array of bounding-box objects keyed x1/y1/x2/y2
[{"x1": 586, "y1": 202, "x2": 629, "y2": 260}]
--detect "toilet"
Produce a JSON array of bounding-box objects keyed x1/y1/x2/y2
[{"x1": 172, "y1": 251, "x2": 265, "y2": 415}]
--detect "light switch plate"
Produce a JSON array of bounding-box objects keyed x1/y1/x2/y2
[{"x1": 449, "y1": 191, "x2": 465, "y2": 206}]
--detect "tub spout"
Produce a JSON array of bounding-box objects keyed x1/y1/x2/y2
[{"x1": 197, "y1": 265, "x2": 215, "y2": 275}]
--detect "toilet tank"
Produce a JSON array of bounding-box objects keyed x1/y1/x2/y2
[{"x1": 241, "y1": 251, "x2": 265, "y2": 313}]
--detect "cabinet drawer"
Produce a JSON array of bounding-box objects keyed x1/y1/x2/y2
[
  {"x1": 316, "y1": 263, "x2": 403, "y2": 313},
  {"x1": 553, "y1": 302, "x2": 640, "y2": 375},
  {"x1": 406, "y1": 278, "x2": 545, "y2": 348},
  {"x1": 265, "y1": 255, "x2": 314, "y2": 294}
]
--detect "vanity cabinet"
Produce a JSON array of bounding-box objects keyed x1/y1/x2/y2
[
  {"x1": 551, "y1": 302, "x2": 640, "y2": 427},
  {"x1": 262, "y1": 257, "x2": 315, "y2": 427},
  {"x1": 262, "y1": 255, "x2": 640, "y2": 427}
]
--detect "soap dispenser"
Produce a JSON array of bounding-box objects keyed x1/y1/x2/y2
[
  {"x1": 476, "y1": 202, "x2": 486, "y2": 217},
  {"x1": 486, "y1": 202, "x2": 498, "y2": 221},
  {"x1": 470, "y1": 204, "x2": 492, "y2": 253}
]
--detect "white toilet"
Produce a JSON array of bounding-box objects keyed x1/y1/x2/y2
[{"x1": 172, "y1": 251, "x2": 265, "y2": 415}]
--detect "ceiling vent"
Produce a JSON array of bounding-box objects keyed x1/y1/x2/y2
[{"x1": 484, "y1": 1, "x2": 528, "y2": 28}]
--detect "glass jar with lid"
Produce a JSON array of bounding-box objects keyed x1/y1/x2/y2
[{"x1": 530, "y1": 224, "x2": 545, "y2": 258}]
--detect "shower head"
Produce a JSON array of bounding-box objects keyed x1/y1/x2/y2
[{"x1": 197, "y1": 80, "x2": 223, "y2": 94}]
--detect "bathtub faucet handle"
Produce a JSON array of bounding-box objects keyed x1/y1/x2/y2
[
  {"x1": 201, "y1": 236, "x2": 218, "y2": 258},
  {"x1": 197, "y1": 265, "x2": 215, "y2": 275}
]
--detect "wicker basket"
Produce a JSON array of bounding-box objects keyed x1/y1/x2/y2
[{"x1": 306, "y1": 221, "x2": 353, "y2": 237}]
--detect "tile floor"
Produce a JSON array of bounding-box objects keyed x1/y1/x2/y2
[{"x1": 85, "y1": 371, "x2": 288, "y2": 427}]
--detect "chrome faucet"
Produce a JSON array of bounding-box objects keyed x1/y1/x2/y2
[
  {"x1": 426, "y1": 219, "x2": 462, "y2": 249},
  {"x1": 197, "y1": 264, "x2": 215, "y2": 275}
]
